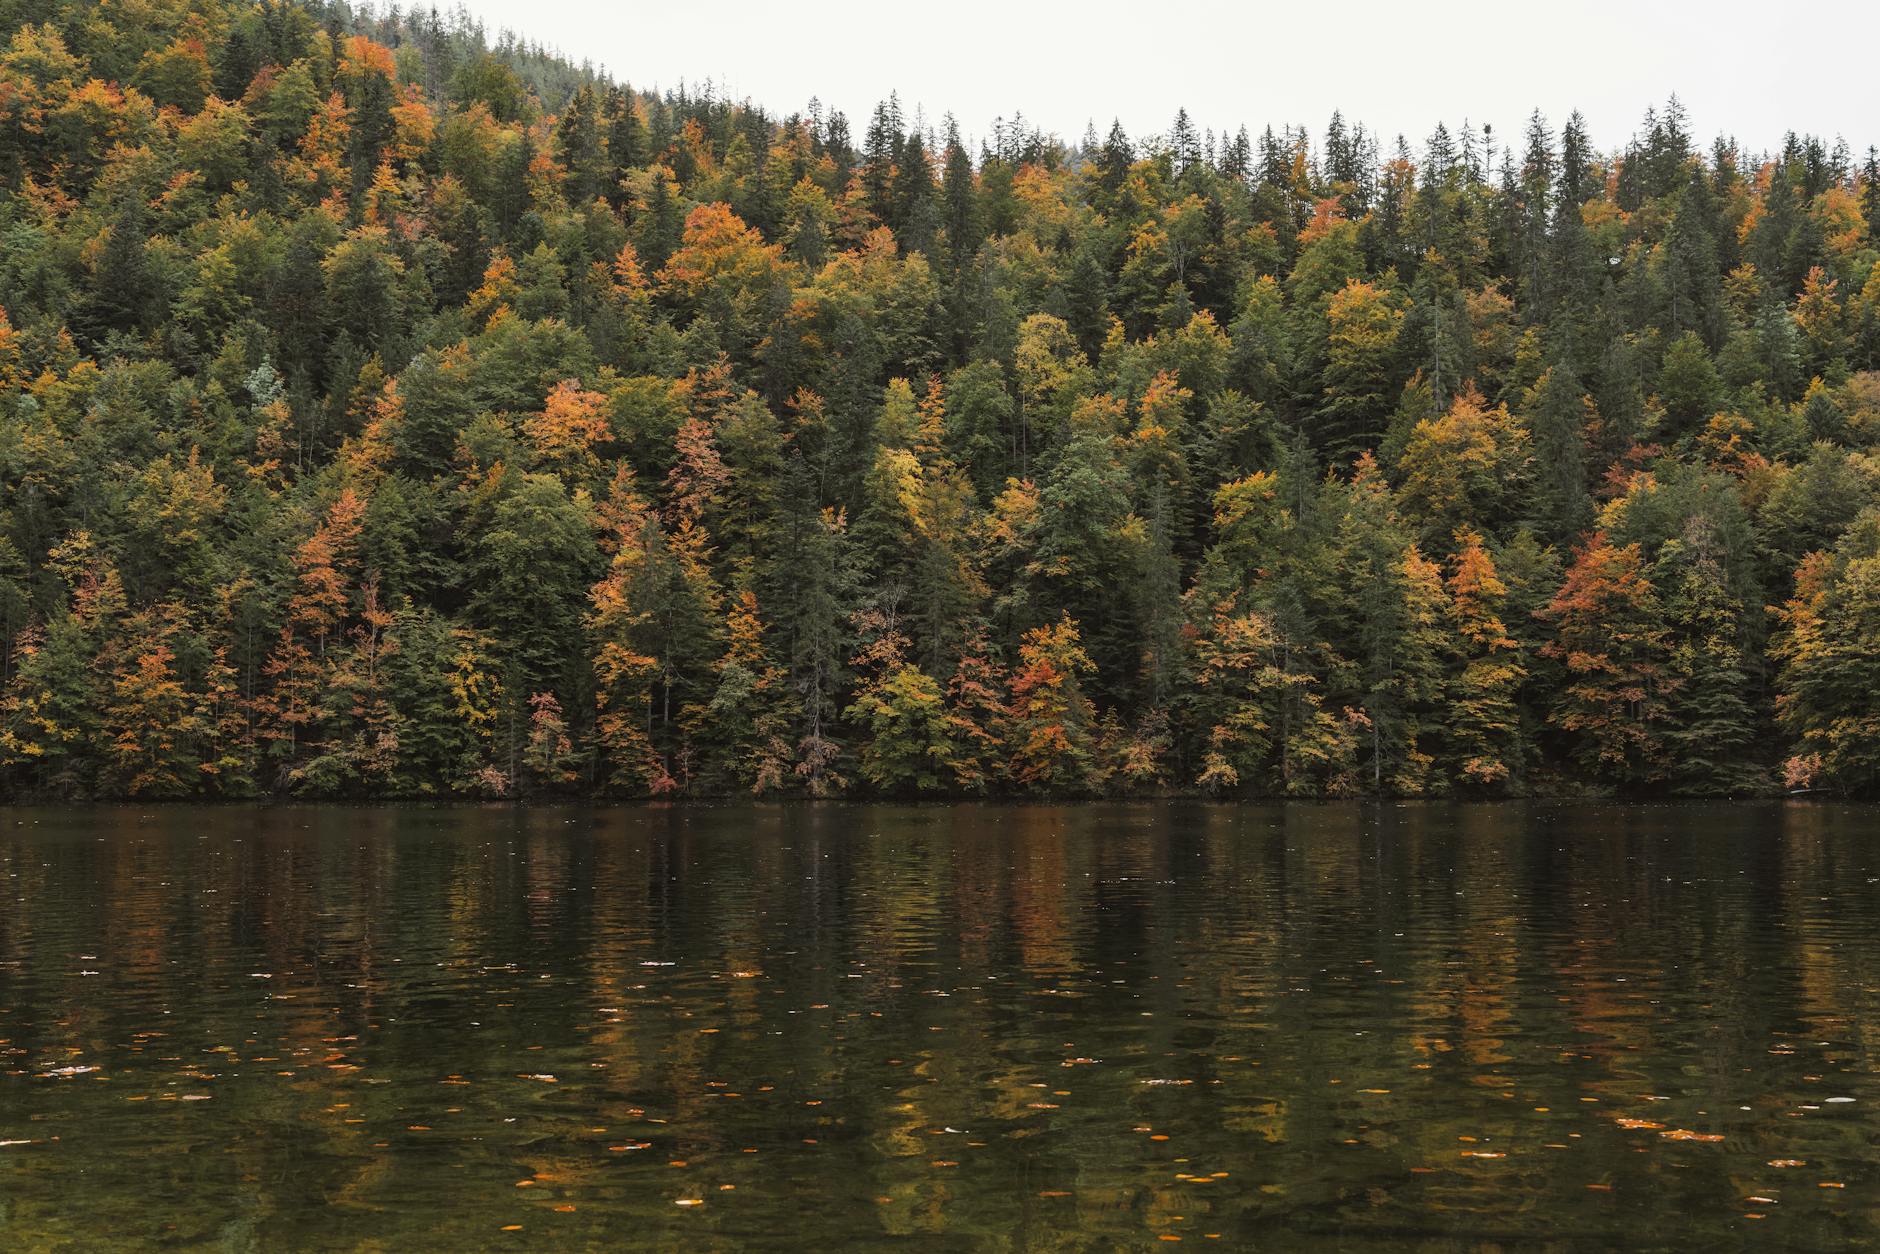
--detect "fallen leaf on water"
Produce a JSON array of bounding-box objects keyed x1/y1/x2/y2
[
  {"x1": 1768, "y1": 1160, "x2": 1806, "y2": 1168},
  {"x1": 1614, "y1": 1119, "x2": 1663, "y2": 1130},
  {"x1": 1820, "y1": 1182, "x2": 1845, "y2": 1189},
  {"x1": 674, "y1": 1198, "x2": 703, "y2": 1207},
  {"x1": 1660, "y1": 1129, "x2": 1724, "y2": 1143}
]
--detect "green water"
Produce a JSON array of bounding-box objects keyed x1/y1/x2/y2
[{"x1": 1, "y1": 803, "x2": 1877, "y2": 1250}]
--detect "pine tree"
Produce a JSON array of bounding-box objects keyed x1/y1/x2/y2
[
  {"x1": 1441, "y1": 529, "x2": 1527, "y2": 790},
  {"x1": 1772, "y1": 512, "x2": 1880, "y2": 793},
  {"x1": 1657, "y1": 534, "x2": 1763, "y2": 795},
  {"x1": 1540, "y1": 535, "x2": 1678, "y2": 787},
  {"x1": 1520, "y1": 364, "x2": 1594, "y2": 542}
]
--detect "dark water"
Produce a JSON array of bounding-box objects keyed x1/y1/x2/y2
[{"x1": 2, "y1": 804, "x2": 1878, "y2": 1251}]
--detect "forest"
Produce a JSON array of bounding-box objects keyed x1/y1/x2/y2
[{"x1": 2, "y1": 0, "x2": 1879, "y2": 801}]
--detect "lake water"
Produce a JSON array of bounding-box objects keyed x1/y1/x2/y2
[{"x1": 1, "y1": 802, "x2": 1877, "y2": 1250}]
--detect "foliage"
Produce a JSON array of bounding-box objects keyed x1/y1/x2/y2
[{"x1": 2, "y1": 6, "x2": 1877, "y2": 797}]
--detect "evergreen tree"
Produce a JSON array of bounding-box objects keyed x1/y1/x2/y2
[
  {"x1": 1657, "y1": 533, "x2": 1763, "y2": 795},
  {"x1": 1540, "y1": 536, "x2": 1678, "y2": 787}
]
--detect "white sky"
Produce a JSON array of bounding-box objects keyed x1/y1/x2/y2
[{"x1": 452, "y1": 0, "x2": 1879, "y2": 159}]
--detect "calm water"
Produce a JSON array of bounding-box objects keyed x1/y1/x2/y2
[{"x1": 2, "y1": 803, "x2": 1878, "y2": 1251}]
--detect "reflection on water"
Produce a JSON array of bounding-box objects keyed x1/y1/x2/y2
[{"x1": 1, "y1": 802, "x2": 1878, "y2": 1250}]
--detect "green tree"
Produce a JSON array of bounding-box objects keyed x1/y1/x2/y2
[{"x1": 1773, "y1": 512, "x2": 1880, "y2": 793}]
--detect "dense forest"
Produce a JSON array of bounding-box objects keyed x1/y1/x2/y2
[{"x1": 2, "y1": 0, "x2": 1879, "y2": 801}]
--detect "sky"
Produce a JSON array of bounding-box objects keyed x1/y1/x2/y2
[{"x1": 448, "y1": 0, "x2": 1879, "y2": 158}]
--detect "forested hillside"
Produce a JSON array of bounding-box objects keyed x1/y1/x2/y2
[{"x1": 3, "y1": 0, "x2": 1880, "y2": 800}]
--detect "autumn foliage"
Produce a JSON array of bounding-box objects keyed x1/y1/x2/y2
[{"x1": 3, "y1": 8, "x2": 1880, "y2": 798}]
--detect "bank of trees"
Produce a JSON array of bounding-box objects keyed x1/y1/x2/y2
[{"x1": 4, "y1": 0, "x2": 1880, "y2": 798}]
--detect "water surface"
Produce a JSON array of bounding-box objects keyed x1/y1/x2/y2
[{"x1": 2, "y1": 802, "x2": 1878, "y2": 1250}]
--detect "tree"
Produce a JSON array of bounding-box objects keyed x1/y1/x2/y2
[
  {"x1": 1186, "y1": 592, "x2": 1289, "y2": 793},
  {"x1": 588, "y1": 477, "x2": 670, "y2": 793},
  {"x1": 846, "y1": 614, "x2": 956, "y2": 794},
  {"x1": 940, "y1": 630, "x2": 1007, "y2": 792},
  {"x1": 467, "y1": 474, "x2": 601, "y2": 772},
  {"x1": 769, "y1": 467, "x2": 857, "y2": 795},
  {"x1": 1002, "y1": 614, "x2": 1100, "y2": 792},
  {"x1": 1520, "y1": 364, "x2": 1594, "y2": 541},
  {"x1": 1657, "y1": 330, "x2": 1720, "y2": 439},
  {"x1": 1539, "y1": 535, "x2": 1678, "y2": 786},
  {"x1": 1440, "y1": 529, "x2": 1526, "y2": 790},
  {"x1": 687, "y1": 589, "x2": 793, "y2": 794},
  {"x1": 1773, "y1": 512, "x2": 1880, "y2": 793},
  {"x1": 1, "y1": 534, "x2": 125, "y2": 795},
  {"x1": 1394, "y1": 384, "x2": 1531, "y2": 542},
  {"x1": 1658, "y1": 533, "x2": 1763, "y2": 795},
  {"x1": 1316, "y1": 279, "x2": 1403, "y2": 464}
]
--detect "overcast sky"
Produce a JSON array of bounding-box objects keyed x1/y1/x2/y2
[{"x1": 449, "y1": 0, "x2": 1877, "y2": 158}]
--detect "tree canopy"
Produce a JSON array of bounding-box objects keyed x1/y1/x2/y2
[{"x1": 4, "y1": 2, "x2": 1880, "y2": 798}]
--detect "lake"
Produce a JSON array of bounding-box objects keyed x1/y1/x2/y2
[{"x1": 1, "y1": 802, "x2": 1877, "y2": 1250}]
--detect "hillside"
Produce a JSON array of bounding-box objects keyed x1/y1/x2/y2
[{"x1": 3, "y1": 0, "x2": 1880, "y2": 799}]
